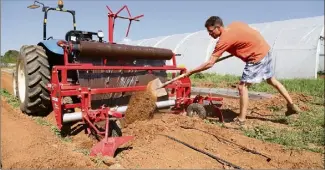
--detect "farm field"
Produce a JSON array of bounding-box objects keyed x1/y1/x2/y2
[{"x1": 1, "y1": 70, "x2": 324, "y2": 169}]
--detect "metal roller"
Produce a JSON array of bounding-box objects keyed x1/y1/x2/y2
[
  {"x1": 62, "y1": 100, "x2": 176, "y2": 123},
  {"x1": 73, "y1": 41, "x2": 174, "y2": 60}
]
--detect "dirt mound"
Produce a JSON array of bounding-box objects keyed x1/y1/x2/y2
[{"x1": 124, "y1": 90, "x2": 157, "y2": 125}]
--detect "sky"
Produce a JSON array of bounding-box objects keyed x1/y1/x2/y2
[{"x1": 1, "y1": 0, "x2": 324, "y2": 55}]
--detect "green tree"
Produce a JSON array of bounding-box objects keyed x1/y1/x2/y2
[{"x1": 0, "y1": 50, "x2": 19, "y2": 64}]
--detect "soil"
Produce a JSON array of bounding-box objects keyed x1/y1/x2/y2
[
  {"x1": 1, "y1": 71, "x2": 324, "y2": 169},
  {"x1": 123, "y1": 88, "x2": 157, "y2": 126},
  {"x1": 118, "y1": 113, "x2": 324, "y2": 169},
  {"x1": 0, "y1": 71, "x2": 14, "y2": 94},
  {"x1": 0, "y1": 99, "x2": 98, "y2": 169}
]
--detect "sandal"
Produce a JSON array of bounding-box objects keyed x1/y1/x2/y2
[
  {"x1": 233, "y1": 117, "x2": 245, "y2": 126},
  {"x1": 223, "y1": 117, "x2": 246, "y2": 129}
]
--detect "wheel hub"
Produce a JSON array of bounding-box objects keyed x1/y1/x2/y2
[
  {"x1": 12, "y1": 73, "x2": 17, "y2": 97},
  {"x1": 17, "y1": 62, "x2": 26, "y2": 103}
]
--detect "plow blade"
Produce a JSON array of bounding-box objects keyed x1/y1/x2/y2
[{"x1": 90, "y1": 136, "x2": 134, "y2": 157}]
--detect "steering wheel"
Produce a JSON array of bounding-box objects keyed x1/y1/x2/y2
[
  {"x1": 65, "y1": 30, "x2": 97, "y2": 42},
  {"x1": 65, "y1": 30, "x2": 80, "y2": 41},
  {"x1": 47, "y1": 36, "x2": 53, "y2": 40}
]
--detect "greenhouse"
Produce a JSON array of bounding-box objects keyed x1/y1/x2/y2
[{"x1": 126, "y1": 16, "x2": 324, "y2": 79}]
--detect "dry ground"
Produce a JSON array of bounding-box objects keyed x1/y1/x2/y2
[{"x1": 1, "y1": 71, "x2": 324, "y2": 169}]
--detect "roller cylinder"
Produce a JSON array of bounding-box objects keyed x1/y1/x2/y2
[
  {"x1": 72, "y1": 41, "x2": 174, "y2": 60},
  {"x1": 62, "y1": 100, "x2": 176, "y2": 123},
  {"x1": 63, "y1": 112, "x2": 82, "y2": 122}
]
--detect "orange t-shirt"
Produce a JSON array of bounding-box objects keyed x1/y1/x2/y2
[{"x1": 212, "y1": 21, "x2": 270, "y2": 63}]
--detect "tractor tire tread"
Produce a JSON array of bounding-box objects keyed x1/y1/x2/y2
[
  {"x1": 26, "y1": 53, "x2": 38, "y2": 64},
  {"x1": 28, "y1": 87, "x2": 42, "y2": 98},
  {"x1": 28, "y1": 74, "x2": 42, "y2": 87},
  {"x1": 27, "y1": 64, "x2": 40, "y2": 75},
  {"x1": 17, "y1": 45, "x2": 52, "y2": 116}
]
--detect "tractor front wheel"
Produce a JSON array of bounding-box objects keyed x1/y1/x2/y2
[{"x1": 15, "y1": 45, "x2": 52, "y2": 116}]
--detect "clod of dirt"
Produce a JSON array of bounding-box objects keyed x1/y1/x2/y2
[
  {"x1": 109, "y1": 163, "x2": 124, "y2": 169},
  {"x1": 123, "y1": 89, "x2": 157, "y2": 126}
]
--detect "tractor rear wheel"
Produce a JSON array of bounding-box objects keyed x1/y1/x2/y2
[
  {"x1": 12, "y1": 72, "x2": 18, "y2": 98},
  {"x1": 15, "y1": 45, "x2": 52, "y2": 116}
]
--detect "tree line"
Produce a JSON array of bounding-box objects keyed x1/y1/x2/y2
[{"x1": 1, "y1": 50, "x2": 19, "y2": 64}]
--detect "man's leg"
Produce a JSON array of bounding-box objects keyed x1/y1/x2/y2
[
  {"x1": 266, "y1": 77, "x2": 293, "y2": 104},
  {"x1": 260, "y1": 51, "x2": 301, "y2": 115},
  {"x1": 223, "y1": 63, "x2": 256, "y2": 128},
  {"x1": 266, "y1": 77, "x2": 301, "y2": 115},
  {"x1": 238, "y1": 81, "x2": 250, "y2": 121},
  {"x1": 227, "y1": 51, "x2": 274, "y2": 128}
]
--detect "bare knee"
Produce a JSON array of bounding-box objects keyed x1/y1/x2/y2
[
  {"x1": 266, "y1": 77, "x2": 277, "y2": 86},
  {"x1": 238, "y1": 82, "x2": 250, "y2": 95},
  {"x1": 238, "y1": 84, "x2": 244, "y2": 94}
]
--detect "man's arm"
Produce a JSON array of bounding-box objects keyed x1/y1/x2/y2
[
  {"x1": 185, "y1": 53, "x2": 221, "y2": 75},
  {"x1": 185, "y1": 39, "x2": 232, "y2": 76}
]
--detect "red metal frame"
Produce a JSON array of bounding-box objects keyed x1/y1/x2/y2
[
  {"x1": 48, "y1": 5, "x2": 224, "y2": 157},
  {"x1": 106, "y1": 5, "x2": 144, "y2": 43}
]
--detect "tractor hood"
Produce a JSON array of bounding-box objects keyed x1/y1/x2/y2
[{"x1": 38, "y1": 39, "x2": 64, "y2": 55}]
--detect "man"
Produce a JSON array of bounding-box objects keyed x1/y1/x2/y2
[{"x1": 183, "y1": 16, "x2": 300, "y2": 128}]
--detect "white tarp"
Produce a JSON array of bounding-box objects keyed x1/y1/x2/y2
[{"x1": 127, "y1": 16, "x2": 324, "y2": 79}]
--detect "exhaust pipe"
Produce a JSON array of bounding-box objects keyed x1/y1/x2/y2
[{"x1": 63, "y1": 100, "x2": 176, "y2": 123}]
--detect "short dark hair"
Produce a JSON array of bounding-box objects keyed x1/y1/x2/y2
[{"x1": 205, "y1": 16, "x2": 224, "y2": 28}]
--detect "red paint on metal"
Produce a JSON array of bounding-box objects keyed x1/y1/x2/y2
[
  {"x1": 90, "y1": 136, "x2": 134, "y2": 157},
  {"x1": 47, "y1": 5, "x2": 224, "y2": 158},
  {"x1": 106, "y1": 5, "x2": 144, "y2": 43}
]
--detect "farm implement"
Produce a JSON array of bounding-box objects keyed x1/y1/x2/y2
[{"x1": 13, "y1": 0, "x2": 225, "y2": 157}]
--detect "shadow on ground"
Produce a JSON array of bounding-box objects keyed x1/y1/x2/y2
[{"x1": 208, "y1": 107, "x2": 288, "y2": 125}]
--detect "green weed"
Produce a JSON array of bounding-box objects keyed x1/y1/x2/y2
[
  {"x1": 243, "y1": 102, "x2": 324, "y2": 153},
  {"x1": 188, "y1": 73, "x2": 324, "y2": 97},
  {"x1": 188, "y1": 73, "x2": 324, "y2": 153},
  {"x1": 33, "y1": 116, "x2": 72, "y2": 142},
  {"x1": 0, "y1": 89, "x2": 20, "y2": 108}
]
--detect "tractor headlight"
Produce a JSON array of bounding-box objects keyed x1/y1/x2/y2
[
  {"x1": 97, "y1": 30, "x2": 104, "y2": 38},
  {"x1": 71, "y1": 36, "x2": 76, "y2": 41}
]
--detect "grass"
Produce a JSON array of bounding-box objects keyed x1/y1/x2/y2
[
  {"x1": 243, "y1": 105, "x2": 325, "y2": 153},
  {"x1": 33, "y1": 117, "x2": 72, "y2": 142},
  {"x1": 190, "y1": 73, "x2": 325, "y2": 153},
  {"x1": 187, "y1": 73, "x2": 324, "y2": 97},
  {"x1": 0, "y1": 89, "x2": 20, "y2": 108}
]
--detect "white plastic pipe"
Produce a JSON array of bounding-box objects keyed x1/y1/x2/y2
[
  {"x1": 63, "y1": 112, "x2": 82, "y2": 122},
  {"x1": 62, "y1": 100, "x2": 176, "y2": 123}
]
